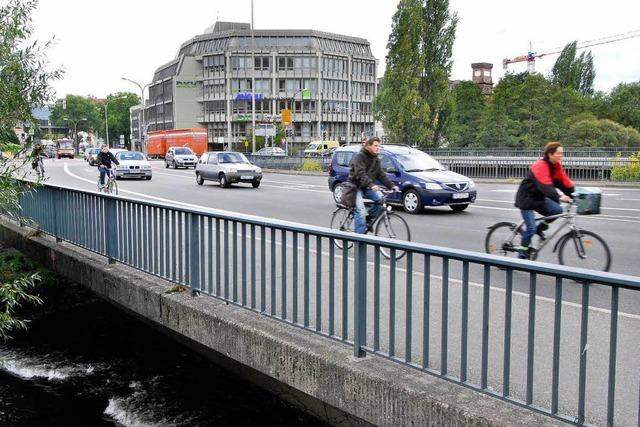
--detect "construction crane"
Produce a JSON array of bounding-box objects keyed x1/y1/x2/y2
[{"x1": 503, "y1": 29, "x2": 640, "y2": 72}]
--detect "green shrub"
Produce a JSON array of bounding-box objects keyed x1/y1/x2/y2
[
  {"x1": 300, "y1": 159, "x2": 322, "y2": 172},
  {"x1": 611, "y1": 152, "x2": 640, "y2": 181}
]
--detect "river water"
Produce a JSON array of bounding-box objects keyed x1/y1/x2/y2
[{"x1": 0, "y1": 297, "x2": 325, "y2": 426}]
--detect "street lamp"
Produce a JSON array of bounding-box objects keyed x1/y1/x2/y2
[
  {"x1": 63, "y1": 117, "x2": 87, "y2": 156},
  {"x1": 121, "y1": 77, "x2": 150, "y2": 154},
  {"x1": 104, "y1": 101, "x2": 110, "y2": 147}
]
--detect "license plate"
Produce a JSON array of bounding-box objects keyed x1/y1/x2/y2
[
  {"x1": 452, "y1": 192, "x2": 469, "y2": 199},
  {"x1": 241, "y1": 175, "x2": 253, "y2": 179}
]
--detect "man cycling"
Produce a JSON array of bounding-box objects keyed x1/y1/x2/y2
[
  {"x1": 30, "y1": 143, "x2": 45, "y2": 175},
  {"x1": 515, "y1": 141, "x2": 574, "y2": 259},
  {"x1": 96, "y1": 144, "x2": 119, "y2": 189},
  {"x1": 349, "y1": 137, "x2": 399, "y2": 234}
]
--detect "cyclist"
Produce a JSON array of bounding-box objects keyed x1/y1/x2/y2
[
  {"x1": 515, "y1": 141, "x2": 574, "y2": 259},
  {"x1": 96, "y1": 144, "x2": 120, "y2": 189},
  {"x1": 348, "y1": 136, "x2": 399, "y2": 234}
]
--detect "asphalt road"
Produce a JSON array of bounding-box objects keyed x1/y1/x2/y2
[{"x1": 29, "y1": 157, "x2": 640, "y2": 426}]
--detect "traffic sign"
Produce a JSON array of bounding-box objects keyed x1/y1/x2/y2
[{"x1": 281, "y1": 108, "x2": 292, "y2": 126}]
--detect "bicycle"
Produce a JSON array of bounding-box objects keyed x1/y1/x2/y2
[
  {"x1": 329, "y1": 189, "x2": 411, "y2": 260},
  {"x1": 98, "y1": 167, "x2": 118, "y2": 195},
  {"x1": 485, "y1": 202, "x2": 611, "y2": 271},
  {"x1": 33, "y1": 156, "x2": 45, "y2": 180}
]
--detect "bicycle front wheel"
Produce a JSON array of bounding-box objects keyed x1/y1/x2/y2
[
  {"x1": 107, "y1": 179, "x2": 118, "y2": 195},
  {"x1": 558, "y1": 229, "x2": 611, "y2": 272},
  {"x1": 329, "y1": 207, "x2": 354, "y2": 250},
  {"x1": 375, "y1": 212, "x2": 410, "y2": 260}
]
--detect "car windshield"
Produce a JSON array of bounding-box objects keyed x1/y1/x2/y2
[
  {"x1": 306, "y1": 144, "x2": 319, "y2": 150},
  {"x1": 117, "y1": 152, "x2": 145, "y2": 161},
  {"x1": 395, "y1": 152, "x2": 445, "y2": 172},
  {"x1": 219, "y1": 153, "x2": 249, "y2": 163},
  {"x1": 59, "y1": 142, "x2": 73, "y2": 149},
  {"x1": 174, "y1": 148, "x2": 193, "y2": 155}
]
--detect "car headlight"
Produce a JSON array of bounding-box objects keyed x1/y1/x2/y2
[
  {"x1": 424, "y1": 182, "x2": 441, "y2": 190},
  {"x1": 228, "y1": 167, "x2": 237, "y2": 173},
  {"x1": 468, "y1": 180, "x2": 475, "y2": 188},
  {"x1": 116, "y1": 165, "x2": 126, "y2": 170},
  {"x1": 141, "y1": 165, "x2": 151, "y2": 170},
  {"x1": 255, "y1": 167, "x2": 262, "y2": 173}
]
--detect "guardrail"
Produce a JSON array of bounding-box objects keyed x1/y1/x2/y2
[
  {"x1": 13, "y1": 183, "x2": 640, "y2": 426},
  {"x1": 424, "y1": 148, "x2": 639, "y2": 158}
]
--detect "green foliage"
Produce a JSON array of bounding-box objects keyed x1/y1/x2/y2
[
  {"x1": 563, "y1": 116, "x2": 640, "y2": 148},
  {"x1": 300, "y1": 159, "x2": 322, "y2": 172},
  {"x1": 611, "y1": 152, "x2": 640, "y2": 181},
  {"x1": 375, "y1": 0, "x2": 457, "y2": 147},
  {"x1": 104, "y1": 92, "x2": 140, "y2": 146},
  {"x1": 607, "y1": 82, "x2": 640, "y2": 132},
  {"x1": 447, "y1": 82, "x2": 486, "y2": 147},
  {"x1": 551, "y1": 41, "x2": 595, "y2": 95},
  {"x1": 50, "y1": 94, "x2": 102, "y2": 141},
  {"x1": 0, "y1": 0, "x2": 62, "y2": 133},
  {"x1": 0, "y1": 252, "x2": 43, "y2": 340}
]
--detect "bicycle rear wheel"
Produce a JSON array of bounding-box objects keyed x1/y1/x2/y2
[
  {"x1": 329, "y1": 207, "x2": 354, "y2": 250},
  {"x1": 485, "y1": 222, "x2": 523, "y2": 258},
  {"x1": 375, "y1": 213, "x2": 410, "y2": 260},
  {"x1": 558, "y1": 229, "x2": 611, "y2": 272},
  {"x1": 106, "y1": 178, "x2": 118, "y2": 195},
  {"x1": 36, "y1": 162, "x2": 45, "y2": 179}
]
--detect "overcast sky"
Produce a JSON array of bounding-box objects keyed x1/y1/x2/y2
[{"x1": 31, "y1": 0, "x2": 640, "y2": 100}]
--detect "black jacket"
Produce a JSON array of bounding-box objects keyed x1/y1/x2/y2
[
  {"x1": 97, "y1": 151, "x2": 119, "y2": 168},
  {"x1": 348, "y1": 147, "x2": 395, "y2": 190},
  {"x1": 515, "y1": 158, "x2": 574, "y2": 211}
]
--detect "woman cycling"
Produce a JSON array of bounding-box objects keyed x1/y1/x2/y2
[{"x1": 514, "y1": 141, "x2": 574, "y2": 259}]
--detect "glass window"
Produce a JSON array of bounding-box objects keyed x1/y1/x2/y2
[
  {"x1": 396, "y1": 152, "x2": 445, "y2": 172},
  {"x1": 335, "y1": 151, "x2": 354, "y2": 167},
  {"x1": 219, "y1": 152, "x2": 249, "y2": 163},
  {"x1": 208, "y1": 154, "x2": 218, "y2": 164}
]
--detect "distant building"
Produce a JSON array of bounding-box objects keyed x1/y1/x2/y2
[
  {"x1": 471, "y1": 62, "x2": 494, "y2": 96},
  {"x1": 32, "y1": 106, "x2": 68, "y2": 136},
  {"x1": 132, "y1": 21, "x2": 378, "y2": 152}
]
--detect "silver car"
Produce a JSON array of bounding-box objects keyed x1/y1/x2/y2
[
  {"x1": 165, "y1": 146, "x2": 198, "y2": 169},
  {"x1": 195, "y1": 151, "x2": 262, "y2": 188}
]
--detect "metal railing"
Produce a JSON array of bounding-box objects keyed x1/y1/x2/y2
[
  {"x1": 423, "y1": 147, "x2": 639, "y2": 158},
  {"x1": 437, "y1": 157, "x2": 637, "y2": 181},
  {"x1": 14, "y1": 183, "x2": 640, "y2": 426}
]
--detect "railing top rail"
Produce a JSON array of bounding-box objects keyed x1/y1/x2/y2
[{"x1": 35, "y1": 180, "x2": 640, "y2": 290}]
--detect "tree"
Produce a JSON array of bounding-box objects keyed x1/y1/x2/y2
[
  {"x1": 563, "y1": 116, "x2": 640, "y2": 148},
  {"x1": 607, "y1": 82, "x2": 640, "y2": 132},
  {"x1": 103, "y1": 92, "x2": 140, "y2": 146},
  {"x1": 445, "y1": 81, "x2": 485, "y2": 147},
  {"x1": 550, "y1": 41, "x2": 595, "y2": 95},
  {"x1": 374, "y1": 0, "x2": 457, "y2": 147},
  {"x1": 0, "y1": 0, "x2": 58, "y2": 339},
  {"x1": 49, "y1": 94, "x2": 101, "y2": 151}
]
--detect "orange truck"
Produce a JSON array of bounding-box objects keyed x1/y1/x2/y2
[{"x1": 147, "y1": 128, "x2": 208, "y2": 158}]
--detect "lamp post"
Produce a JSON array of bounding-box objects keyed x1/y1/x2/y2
[
  {"x1": 63, "y1": 117, "x2": 87, "y2": 156},
  {"x1": 104, "y1": 101, "x2": 110, "y2": 147},
  {"x1": 121, "y1": 77, "x2": 150, "y2": 154}
]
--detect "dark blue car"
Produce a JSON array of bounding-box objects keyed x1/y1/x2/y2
[{"x1": 327, "y1": 144, "x2": 477, "y2": 213}]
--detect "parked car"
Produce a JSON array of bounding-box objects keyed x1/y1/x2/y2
[
  {"x1": 195, "y1": 151, "x2": 262, "y2": 188},
  {"x1": 303, "y1": 140, "x2": 340, "y2": 156},
  {"x1": 254, "y1": 147, "x2": 286, "y2": 156},
  {"x1": 114, "y1": 151, "x2": 152, "y2": 180},
  {"x1": 165, "y1": 146, "x2": 198, "y2": 169},
  {"x1": 327, "y1": 144, "x2": 477, "y2": 213},
  {"x1": 84, "y1": 147, "x2": 99, "y2": 165}
]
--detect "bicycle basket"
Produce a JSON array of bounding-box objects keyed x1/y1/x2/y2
[{"x1": 574, "y1": 187, "x2": 601, "y2": 215}]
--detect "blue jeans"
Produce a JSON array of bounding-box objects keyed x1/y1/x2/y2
[
  {"x1": 99, "y1": 165, "x2": 109, "y2": 186},
  {"x1": 354, "y1": 188, "x2": 383, "y2": 234},
  {"x1": 520, "y1": 197, "x2": 563, "y2": 247}
]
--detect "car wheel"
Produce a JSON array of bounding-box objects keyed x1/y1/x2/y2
[
  {"x1": 252, "y1": 180, "x2": 260, "y2": 188},
  {"x1": 172, "y1": 160, "x2": 177, "y2": 169},
  {"x1": 450, "y1": 204, "x2": 469, "y2": 212},
  {"x1": 196, "y1": 173, "x2": 204, "y2": 186},
  {"x1": 165, "y1": 161, "x2": 169, "y2": 168},
  {"x1": 402, "y1": 189, "x2": 422, "y2": 214},
  {"x1": 146, "y1": 176, "x2": 152, "y2": 181},
  {"x1": 332, "y1": 183, "x2": 344, "y2": 203},
  {"x1": 220, "y1": 174, "x2": 230, "y2": 188}
]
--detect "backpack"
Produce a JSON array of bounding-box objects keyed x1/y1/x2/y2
[{"x1": 340, "y1": 181, "x2": 358, "y2": 208}]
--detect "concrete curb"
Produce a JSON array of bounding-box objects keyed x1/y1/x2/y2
[{"x1": 0, "y1": 218, "x2": 565, "y2": 427}]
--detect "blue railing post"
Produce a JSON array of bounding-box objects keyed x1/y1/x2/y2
[
  {"x1": 190, "y1": 213, "x2": 200, "y2": 296},
  {"x1": 51, "y1": 187, "x2": 62, "y2": 242},
  {"x1": 353, "y1": 241, "x2": 367, "y2": 358},
  {"x1": 104, "y1": 196, "x2": 117, "y2": 264}
]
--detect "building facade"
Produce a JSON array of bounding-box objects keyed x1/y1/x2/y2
[{"x1": 133, "y1": 21, "x2": 377, "y2": 152}]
